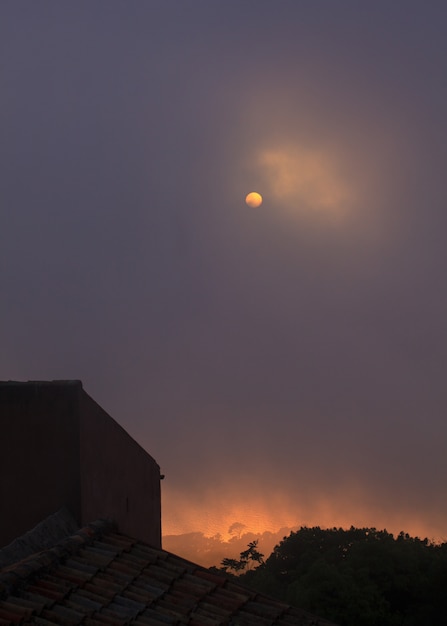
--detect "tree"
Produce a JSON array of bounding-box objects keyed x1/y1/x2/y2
[
  {"x1": 220, "y1": 540, "x2": 264, "y2": 574},
  {"x1": 235, "y1": 526, "x2": 447, "y2": 626},
  {"x1": 228, "y1": 522, "x2": 247, "y2": 540}
]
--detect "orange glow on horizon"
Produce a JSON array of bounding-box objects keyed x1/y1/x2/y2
[{"x1": 162, "y1": 488, "x2": 446, "y2": 545}]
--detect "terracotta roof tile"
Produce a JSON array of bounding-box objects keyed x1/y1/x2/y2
[
  {"x1": 0, "y1": 599, "x2": 33, "y2": 622},
  {"x1": 41, "y1": 604, "x2": 84, "y2": 625},
  {"x1": 0, "y1": 610, "x2": 23, "y2": 624},
  {"x1": 0, "y1": 520, "x2": 337, "y2": 625}
]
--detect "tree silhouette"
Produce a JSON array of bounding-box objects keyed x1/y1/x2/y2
[
  {"x1": 234, "y1": 526, "x2": 447, "y2": 626},
  {"x1": 221, "y1": 540, "x2": 264, "y2": 574},
  {"x1": 228, "y1": 522, "x2": 247, "y2": 540}
]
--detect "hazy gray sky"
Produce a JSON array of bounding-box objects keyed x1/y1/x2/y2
[{"x1": 2, "y1": 1, "x2": 447, "y2": 541}]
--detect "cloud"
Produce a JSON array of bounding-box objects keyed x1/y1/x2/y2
[{"x1": 257, "y1": 147, "x2": 351, "y2": 218}]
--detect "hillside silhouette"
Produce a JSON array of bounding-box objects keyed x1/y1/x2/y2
[{"x1": 163, "y1": 525, "x2": 297, "y2": 568}]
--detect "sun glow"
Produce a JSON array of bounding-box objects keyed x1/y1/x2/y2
[
  {"x1": 162, "y1": 487, "x2": 444, "y2": 545},
  {"x1": 257, "y1": 147, "x2": 351, "y2": 218},
  {"x1": 162, "y1": 486, "x2": 445, "y2": 568}
]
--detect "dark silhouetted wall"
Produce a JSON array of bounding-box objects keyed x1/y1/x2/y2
[{"x1": 0, "y1": 381, "x2": 161, "y2": 548}]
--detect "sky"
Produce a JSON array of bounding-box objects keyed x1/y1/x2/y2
[{"x1": 2, "y1": 1, "x2": 447, "y2": 548}]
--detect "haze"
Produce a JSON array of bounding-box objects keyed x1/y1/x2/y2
[{"x1": 2, "y1": 1, "x2": 447, "y2": 556}]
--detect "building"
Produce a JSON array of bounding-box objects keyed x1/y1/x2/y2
[
  {"x1": 0, "y1": 380, "x2": 337, "y2": 625},
  {"x1": 0, "y1": 380, "x2": 161, "y2": 549}
]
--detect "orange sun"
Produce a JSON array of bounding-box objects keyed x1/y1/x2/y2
[{"x1": 245, "y1": 192, "x2": 263, "y2": 207}]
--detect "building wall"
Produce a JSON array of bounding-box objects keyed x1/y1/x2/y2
[
  {"x1": 0, "y1": 381, "x2": 162, "y2": 550},
  {"x1": 79, "y1": 392, "x2": 161, "y2": 547},
  {"x1": 0, "y1": 381, "x2": 81, "y2": 547}
]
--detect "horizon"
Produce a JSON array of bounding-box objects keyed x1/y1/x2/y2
[{"x1": 162, "y1": 521, "x2": 446, "y2": 570}]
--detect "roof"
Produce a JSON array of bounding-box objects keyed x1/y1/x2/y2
[
  {"x1": 0, "y1": 519, "x2": 336, "y2": 626},
  {"x1": 0, "y1": 508, "x2": 78, "y2": 570}
]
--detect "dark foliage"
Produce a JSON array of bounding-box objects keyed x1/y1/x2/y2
[
  {"x1": 220, "y1": 540, "x2": 264, "y2": 573},
  {"x1": 237, "y1": 526, "x2": 447, "y2": 626}
]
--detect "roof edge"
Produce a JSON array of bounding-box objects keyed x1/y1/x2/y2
[
  {"x1": 0, "y1": 517, "x2": 116, "y2": 598},
  {"x1": 0, "y1": 380, "x2": 83, "y2": 387}
]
